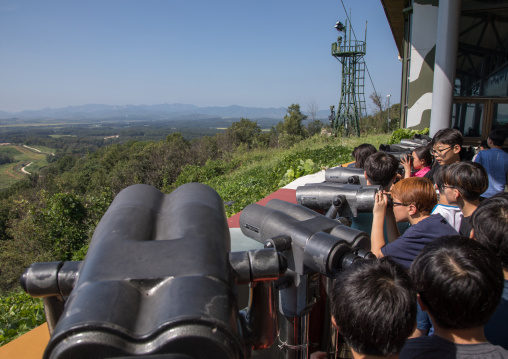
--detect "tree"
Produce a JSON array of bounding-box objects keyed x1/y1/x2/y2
[
  {"x1": 225, "y1": 118, "x2": 261, "y2": 149},
  {"x1": 40, "y1": 192, "x2": 88, "y2": 260},
  {"x1": 360, "y1": 92, "x2": 400, "y2": 134},
  {"x1": 307, "y1": 120, "x2": 325, "y2": 137},
  {"x1": 370, "y1": 92, "x2": 385, "y2": 114},
  {"x1": 307, "y1": 99, "x2": 319, "y2": 123},
  {"x1": 276, "y1": 104, "x2": 308, "y2": 137}
]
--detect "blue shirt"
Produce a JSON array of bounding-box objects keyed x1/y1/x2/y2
[
  {"x1": 380, "y1": 213, "x2": 459, "y2": 269},
  {"x1": 485, "y1": 279, "x2": 508, "y2": 349},
  {"x1": 474, "y1": 148, "x2": 508, "y2": 197}
]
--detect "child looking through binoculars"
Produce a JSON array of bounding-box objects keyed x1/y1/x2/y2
[
  {"x1": 370, "y1": 177, "x2": 458, "y2": 269},
  {"x1": 400, "y1": 146, "x2": 433, "y2": 179}
]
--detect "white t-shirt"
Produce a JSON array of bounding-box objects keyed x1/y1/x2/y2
[{"x1": 431, "y1": 204, "x2": 462, "y2": 232}]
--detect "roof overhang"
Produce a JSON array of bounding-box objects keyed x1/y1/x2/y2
[{"x1": 380, "y1": 0, "x2": 407, "y2": 57}]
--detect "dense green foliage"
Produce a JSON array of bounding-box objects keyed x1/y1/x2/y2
[
  {"x1": 0, "y1": 103, "x2": 393, "y2": 346},
  {"x1": 359, "y1": 94, "x2": 401, "y2": 135},
  {"x1": 388, "y1": 127, "x2": 430, "y2": 144},
  {"x1": 0, "y1": 154, "x2": 14, "y2": 165},
  {"x1": 0, "y1": 291, "x2": 45, "y2": 346}
]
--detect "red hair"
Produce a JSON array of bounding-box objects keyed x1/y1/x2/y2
[{"x1": 391, "y1": 177, "x2": 437, "y2": 215}]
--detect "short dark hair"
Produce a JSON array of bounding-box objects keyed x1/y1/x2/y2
[
  {"x1": 442, "y1": 161, "x2": 488, "y2": 201},
  {"x1": 410, "y1": 236, "x2": 503, "y2": 329},
  {"x1": 431, "y1": 128, "x2": 464, "y2": 147},
  {"x1": 364, "y1": 152, "x2": 399, "y2": 188},
  {"x1": 332, "y1": 258, "x2": 416, "y2": 357},
  {"x1": 433, "y1": 165, "x2": 447, "y2": 193},
  {"x1": 488, "y1": 129, "x2": 507, "y2": 147},
  {"x1": 413, "y1": 146, "x2": 433, "y2": 167},
  {"x1": 353, "y1": 144, "x2": 377, "y2": 168},
  {"x1": 470, "y1": 192, "x2": 508, "y2": 269}
]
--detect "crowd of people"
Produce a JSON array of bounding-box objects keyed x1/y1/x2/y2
[{"x1": 312, "y1": 128, "x2": 508, "y2": 359}]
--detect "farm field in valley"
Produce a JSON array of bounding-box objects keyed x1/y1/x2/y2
[{"x1": 0, "y1": 144, "x2": 53, "y2": 189}]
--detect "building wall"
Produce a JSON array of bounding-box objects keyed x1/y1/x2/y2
[{"x1": 406, "y1": 0, "x2": 439, "y2": 129}]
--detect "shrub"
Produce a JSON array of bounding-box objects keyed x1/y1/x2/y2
[
  {"x1": 0, "y1": 291, "x2": 45, "y2": 346},
  {"x1": 388, "y1": 128, "x2": 429, "y2": 144}
]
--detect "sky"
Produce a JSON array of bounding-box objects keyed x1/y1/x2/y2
[{"x1": 0, "y1": 0, "x2": 402, "y2": 114}]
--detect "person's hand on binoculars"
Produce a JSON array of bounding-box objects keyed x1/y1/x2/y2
[
  {"x1": 400, "y1": 155, "x2": 412, "y2": 179},
  {"x1": 373, "y1": 190, "x2": 389, "y2": 217}
]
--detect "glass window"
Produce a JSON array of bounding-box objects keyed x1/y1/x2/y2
[
  {"x1": 452, "y1": 102, "x2": 484, "y2": 137},
  {"x1": 455, "y1": 7, "x2": 508, "y2": 97},
  {"x1": 493, "y1": 103, "x2": 508, "y2": 133}
]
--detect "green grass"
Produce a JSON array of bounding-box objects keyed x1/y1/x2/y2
[
  {"x1": 48, "y1": 134, "x2": 76, "y2": 138},
  {"x1": 173, "y1": 134, "x2": 392, "y2": 217}
]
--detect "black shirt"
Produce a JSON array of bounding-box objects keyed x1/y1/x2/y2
[{"x1": 459, "y1": 215, "x2": 471, "y2": 237}]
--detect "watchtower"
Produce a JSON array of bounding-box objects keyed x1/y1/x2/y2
[{"x1": 331, "y1": 20, "x2": 367, "y2": 137}]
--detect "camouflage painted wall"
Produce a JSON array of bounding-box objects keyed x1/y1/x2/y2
[{"x1": 406, "y1": 0, "x2": 439, "y2": 129}]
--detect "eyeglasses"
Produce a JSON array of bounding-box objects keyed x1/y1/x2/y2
[
  {"x1": 431, "y1": 146, "x2": 452, "y2": 155},
  {"x1": 392, "y1": 201, "x2": 409, "y2": 207},
  {"x1": 441, "y1": 185, "x2": 456, "y2": 190}
]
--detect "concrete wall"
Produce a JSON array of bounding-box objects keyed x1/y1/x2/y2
[{"x1": 406, "y1": 0, "x2": 439, "y2": 129}]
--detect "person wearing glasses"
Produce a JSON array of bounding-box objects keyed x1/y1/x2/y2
[
  {"x1": 440, "y1": 161, "x2": 488, "y2": 237},
  {"x1": 424, "y1": 128, "x2": 463, "y2": 184},
  {"x1": 371, "y1": 177, "x2": 459, "y2": 339},
  {"x1": 370, "y1": 177, "x2": 458, "y2": 269},
  {"x1": 430, "y1": 166, "x2": 462, "y2": 232}
]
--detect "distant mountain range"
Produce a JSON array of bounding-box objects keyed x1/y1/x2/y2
[{"x1": 0, "y1": 103, "x2": 331, "y2": 121}]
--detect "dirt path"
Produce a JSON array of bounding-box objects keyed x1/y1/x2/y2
[
  {"x1": 23, "y1": 145, "x2": 41, "y2": 153},
  {"x1": 5, "y1": 166, "x2": 24, "y2": 179},
  {"x1": 12, "y1": 145, "x2": 42, "y2": 160},
  {"x1": 21, "y1": 162, "x2": 33, "y2": 175}
]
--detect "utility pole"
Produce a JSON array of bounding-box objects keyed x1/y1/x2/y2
[{"x1": 386, "y1": 94, "x2": 391, "y2": 131}]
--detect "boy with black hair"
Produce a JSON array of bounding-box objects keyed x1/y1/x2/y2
[
  {"x1": 400, "y1": 236, "x2": 507, "y2": 358},
  {"x1": 311, "y1": 258, "x2": 417, "y2": 359},
  {"x1": 430, "y1": 165, "x2": 462, "y2": 232},
  {"x1": 363, "y1": 151, "x2": 399, "y2": 190},
  {"x1": 474, "y1": 129, "x2": 508, "y2": 198},
  {"x1": 441, "y1": 161, "x2": 488, "y2": 237},
  {"x1": 424, "y1": 128, "x2": 463, "y2": 183},
  {"x1": 470, "y1": 193, "x2": 508, "y2": 349},
  {"x1": 351, "y1": 151, "x2": 402, "y2": 236}
]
